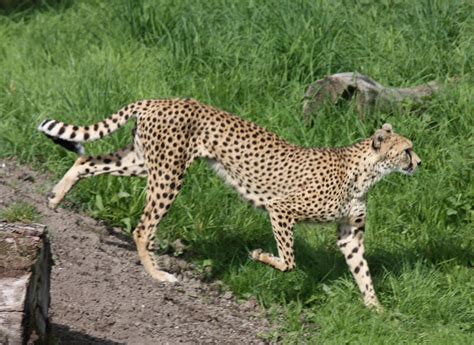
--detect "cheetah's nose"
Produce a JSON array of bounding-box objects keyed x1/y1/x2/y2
[
  {"x1": 415, "y1": 156, "x2": 421, "y2": 167},
  {"x1": 414, "y1": 155, "x2": 421, "y2": 168}
]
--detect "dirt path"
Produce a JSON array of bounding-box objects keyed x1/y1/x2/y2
[{"x1": 0, "y1": 159, "x2": 273, "y2": 344}]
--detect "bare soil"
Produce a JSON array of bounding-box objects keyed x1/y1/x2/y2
[{"x1": 0, "y1": 159, "x2": 274, "y2": 344}]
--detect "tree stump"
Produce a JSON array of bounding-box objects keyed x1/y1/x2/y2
[
  {"x1": 0, "y1": 222, "x2": 51, "y2": 345},
  {"x1": 303, "y1": 72, "x2": 443, "y2": 124}
]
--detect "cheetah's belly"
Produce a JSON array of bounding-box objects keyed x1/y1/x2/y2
[{"x1": 207, "y1": 158, "x2": 273, "y2": 208}]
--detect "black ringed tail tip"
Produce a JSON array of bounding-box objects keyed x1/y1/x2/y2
[{"x1": 37, "y1": 101, "x2": 141, "y2": 153}]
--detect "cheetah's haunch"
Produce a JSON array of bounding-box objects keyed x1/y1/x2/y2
[{"x1": 38, "y1": 98, "x2": 421, "y2": 310}]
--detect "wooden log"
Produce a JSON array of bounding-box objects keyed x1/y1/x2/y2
[
  {"x1": 303, "y1": 72, "x2": 443, "y2": 124},
  {"x1": 0, "y1": 222, "x2": 51, "y2": 345}
]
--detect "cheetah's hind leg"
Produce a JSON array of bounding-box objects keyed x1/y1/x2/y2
[
  {"x1": 132, "y1": 163, "x2": 185, "y2": 283},
  {"x1": 47, "y1": 144, "x2": 146, "y2": 209}
]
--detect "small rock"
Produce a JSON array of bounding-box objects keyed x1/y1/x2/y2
[
  {"x1": 19, "y1": 173, "x2": 35, "y2": 182},
  {"x1": 208, "y1": 280, "x2": 222, "y2": 293},
  {"x1": 171, "y1": 238, "x2": 187, "y2": 255},
  {"x1": 222, "y1": 291, "x2": 233, "y2": 300},
  {"x1": 177, "y1": 259, "x2": 190, "y2": 271},
  {"x1": 187, "y1": 290, "x2": 199, "y2": 298},
  {"x1": 242, "y1": 298, "x2": 259, "y2": 311}
]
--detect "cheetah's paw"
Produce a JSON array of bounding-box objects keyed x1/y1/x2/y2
[
  {"x1": 250, "y1": 248, "x2": 263, "y2": 261},
  {"x1": 150, "y1": 270, "x2": 179, "y2": 283},
  {"x1": 47, "y1": 192, "x2": 59, "y2": 210}
]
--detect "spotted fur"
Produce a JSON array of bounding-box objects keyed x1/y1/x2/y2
[{"x1": 38, "y1": 98, "x2": 421, "y2": 310}]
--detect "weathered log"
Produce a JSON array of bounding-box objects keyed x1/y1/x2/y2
[
  {"x1": 0, "y1": 222, "x2": 51, "y2": 345},
  {"x1": 303, "y1": 72, "x2": 442, "y2": 123}
]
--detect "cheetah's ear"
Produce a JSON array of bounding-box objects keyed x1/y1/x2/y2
[
  {"x1": 372, "y1": 131, "x2": 385, "y2": 150},
  {"x1": 382, "y1": 123, "x2": 393, "y2": 133},
  {"x1": 372, "y1": 123, "x2": 393, "y2": 150}
]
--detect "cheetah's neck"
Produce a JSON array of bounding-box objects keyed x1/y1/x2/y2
[{"x1": 340, "y1": 140, "x2": 391, "y2": 199}]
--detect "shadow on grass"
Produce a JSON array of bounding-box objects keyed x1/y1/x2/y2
[
  {"x1": 98, "y1": 207, "x2": 472, "y2": 304},
  {"x1": 368, "y1": 236, "x2": 474, "y2": 276},
  {"x1": 179, "y1": 228, "x2": 349, "y2": 302},
  {"x1": 175, "y1": 227, "x2": 473, "y2": 304}
]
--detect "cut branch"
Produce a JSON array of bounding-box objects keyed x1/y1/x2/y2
[{"x1": 303, "y1": 72, "x2": 444, "y2": 123}]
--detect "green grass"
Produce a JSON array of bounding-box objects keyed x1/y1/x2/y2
[
  {"x1": 0, "y1": 0, "x2": 473, "y2": 342},
  {"x1": 0, "y1": 202, "x2": 40, "y2": 223}
]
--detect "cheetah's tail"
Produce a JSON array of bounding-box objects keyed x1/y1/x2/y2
[{"x1": 37, "y1": 104, "x2": 139, "y2": 155}]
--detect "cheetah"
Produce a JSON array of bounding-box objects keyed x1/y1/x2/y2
[{"x1": 38, "y1": 98, "x2": 421, "y2": 310}]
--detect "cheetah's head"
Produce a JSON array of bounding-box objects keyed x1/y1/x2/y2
[{"x1": 371, "y1": 123, "x2": 422, "y2": 176}]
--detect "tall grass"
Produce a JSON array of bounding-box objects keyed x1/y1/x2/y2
[{"x1": 1, "y1": 0, "x2": 473, "y2": 342}]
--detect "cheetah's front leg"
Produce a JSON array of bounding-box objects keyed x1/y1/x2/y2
[
  {"x1": 251, "y1": 209, "x2": 296, "y2": 272},
  {"x1": 337, "y1": 223, "x2": 382, "y2": 311}
]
